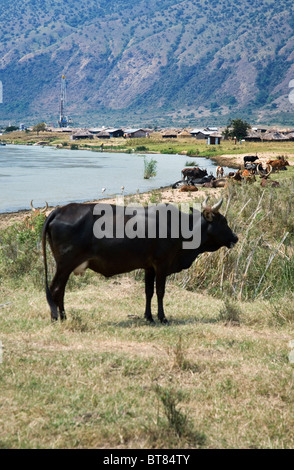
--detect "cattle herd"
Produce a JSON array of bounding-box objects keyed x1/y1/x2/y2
[
  {"x1": 172, "y1": 155, "x2": 290, "y2": 191},
  {"x1": 28, "y1": 153, "x2": 289, "y2": 323}
]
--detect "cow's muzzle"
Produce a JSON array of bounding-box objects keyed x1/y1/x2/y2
[{"x1": 229, "y1": 234, "x2": 238, "y2": 248}]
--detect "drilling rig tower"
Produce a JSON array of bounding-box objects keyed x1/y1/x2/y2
[{"x1": 58, "y1": 75, "x2": 71, "y2": 127}]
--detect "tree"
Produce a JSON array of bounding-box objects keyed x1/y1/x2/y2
[
  {"x1": 230, "y1": 119, "x2": 251, "y2": 140},
  {"x1": 33, "y1": 122, "x2": 46, "y2": 135},
  {"x1": 223, "y1": 119, "x2": 251, "y2": 140},
  {"x1": 5, "y1": 125, "x2": 19, "y2": 133}
]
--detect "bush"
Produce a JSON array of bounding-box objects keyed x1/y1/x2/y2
[
  {"x1": 144, "y1": 157, "x2": 157, "y2": 179},
  {"x1": 154, "y1": 385, "x2": 206, "y2": 446},
  {"x1": 136, "y1": 145, "x2": 149, "y2": 151},
  {"x1": 187, "y1": 149, "x2": 200, "y2": 157},
  {"x1": 0, "y1": 214, "x2": 47, "y2": 287}
]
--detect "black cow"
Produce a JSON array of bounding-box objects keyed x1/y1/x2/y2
[
  {"x1": 182, "y1": 167, "x2": 208, "y2": 180},
  {"x1": 244, "y1": 162, "x2": 258, "y2": 173},
  {"x1": 42, "y1": 198, "x2": 238, "y2": 324},
  {"x1": 257, "y1": 163, "x2": 268, "y2": 175},
  {"x1": 172, "y1": 180, "x2": 186, "y2": 189},
  {"x1": 172, "y1": 174, "x2": 214, "y2": 189},
  {"x1": 243, "y1": 155, "x2": 259, "y2": 164},
  {"x1": 190, "y1": 175, "x2": 215, "y2": 185}
]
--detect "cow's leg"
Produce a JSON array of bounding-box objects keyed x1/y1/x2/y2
[
  {"x1": 144, "y1": 268, "x2": 155, "y2": 323},
  {"x1": 50, "y1": 269, "x2": 71, "y2": 321},
  {"x1": 155, "y1": 272, "x2": 168, "y2": 324}
]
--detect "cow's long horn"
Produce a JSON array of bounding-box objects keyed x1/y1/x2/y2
[
  {"x1": 41, "y1": 201, "x2": 48, "y2": 213},
  {"x1": 266, "y1": 164, "x2": 272, "y2": 176},
  {"x1": 211, "y1": 198, "x2": 223, "y2": 213},
  {"x1": 30, "y1": 200, "x2": 36, "y2": 212},
  {"x1": 203, "y1": 196, "x2": 210, "y2": 210}
]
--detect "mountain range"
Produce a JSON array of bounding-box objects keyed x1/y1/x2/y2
[{"x1": 0, "y1": 0, "x2": 294, "y2": 127}]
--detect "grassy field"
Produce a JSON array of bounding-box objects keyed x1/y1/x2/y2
[
  {"x1": 2, "y1": 129, "x2": 294, "y2": 161},
  {"x1": 1, "y1": 275, "x2": 294, "y2": 449},
  {"x1": 0, "y1": 139, "x2": 294, "y2": 449}
]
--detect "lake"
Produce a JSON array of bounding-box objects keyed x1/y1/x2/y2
[{"x1": 0, "y1": 144, "x2": 233, "y2": 213}]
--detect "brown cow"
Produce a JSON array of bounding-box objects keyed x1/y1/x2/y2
[
  {"x1": 181, "y1": 167, "x2": 208, "y2": 180},
  {"x1": 202, "y1": 178, "x2": 227, "y2": 188},
  {"x1": 179, "y1": 185, "x2": 198, "y2": 192},
  {"x1": 260, "y1": 175, "x2": 280, "y2": 188},
  {"x1": 25, "y1": 200, "x2": 49, "y2": 231},
  {"x1": 212, "y1": 178, "x2": 227, "y2": 188},
  {"x1": 232, "y1": 170, "x2": 243, "y2": 182},
  {"x1": 266, "y1": 158, "x2": 290, "y2": 172},
  {"x1": 216, "y1": 166, "x2": 224, "y2": 178},
  {"x1": 241, "y1": 169, "x2": 256, "y2": 183}
]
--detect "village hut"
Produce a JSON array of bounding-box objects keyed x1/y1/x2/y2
[
  {"x1": 71, "y1": 130, "x2": 94, "y2": 140},
  {"x1": 190, "y1": 129, "x2": 211, "y2": 140},
  {"x1": 178, "y1": 129, "x2": 193, "y2": 138},
  {"x1": 286, "y1": 132, "x2": 294, "y2": 141},
  {"x1": 262, "y1": 131, "x2": 289, "y2": 141},
  {"x1": 162, "y1": 129, "x2": 178, "y2": 138},
  {"x1": 106, "y1": 128, "x2": 124, "y2": 138},
  {"x1": 97, "y1": 130, "x2": 111, "y2": 139},
  {"x1": 207, "y1": 132, "x2": 222, "y2": 145},
  {"x1": 124, "y1": 129, "x2": 147, "y2": 138},
  {"x1": 244, "y1": 130, "x2": 262, "y2": 142}
]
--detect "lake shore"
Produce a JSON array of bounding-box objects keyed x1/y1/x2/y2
[
  {"x1": 0, "y1": 184, "x2": 223, "y2": 230},
  {"x1": 1, "y1": 144, "x2": 293, "y2": 225}
]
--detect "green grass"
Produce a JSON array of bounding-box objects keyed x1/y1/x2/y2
[{"x1": 2, "y1": 131, "x2": 294, "y2": 162}]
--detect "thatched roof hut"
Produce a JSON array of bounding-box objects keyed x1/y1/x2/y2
[
  {"x1": 244, "y1": 130, "x2": 262, "y2": 142},
  {"x1": 262, "y1": 131, "x2": 289, "y2": 141},
  {"x1": 286, "y1": 132, "x2": 294, "y2": 141},
  {"x1": 71, "y1": 130, "x2": 94, "y2": 140},
  {"x1": 97, "y1": 131, "x2": 110, "y2": 139},
  {"x1": 178, "y1": 129, "x2": 192, "y2": 138},
  {"x1": 162, "y1": 129, "x2": 178, "y2": 138}
]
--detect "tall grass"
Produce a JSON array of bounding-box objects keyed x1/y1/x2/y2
[
  {"x1": 0, "y1": 213, "x2": 46, "y2": 287},
  {"x1": 144, "y1": 157, "x2": 157, "y2": 179},
  {"x1": 174, "y1": 178, "x2": 294, "y2": 300},
  {"x1": 1, "y1": 177, "x2": 293, "y2": 303}
]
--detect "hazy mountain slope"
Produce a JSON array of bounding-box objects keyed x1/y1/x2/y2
[{"x1": 0, "y1": 0, "x2": 294, "y2": 126}]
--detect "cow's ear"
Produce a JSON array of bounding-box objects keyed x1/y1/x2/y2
[{"x1": 203, "y1": 209, "x2": 213, "y2": 222}]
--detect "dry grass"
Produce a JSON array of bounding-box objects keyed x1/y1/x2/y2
[
  {"x1": 1, "y1": 140, "x2": 294, "y2": 448},
  {"x1": 0, "y1": 275, "x2": 294, "y2": 449}
]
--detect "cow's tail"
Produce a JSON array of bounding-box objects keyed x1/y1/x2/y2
[{"x1": 42, "y1": 210, "x2": 58, "y2": 318}]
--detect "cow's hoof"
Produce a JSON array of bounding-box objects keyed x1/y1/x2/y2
[{"x1": 160, "y1": 318, "x2": 169, "y2": 325}]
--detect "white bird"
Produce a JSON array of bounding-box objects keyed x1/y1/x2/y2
[
  {"x1": 121, "y1": 185, "x2": 125, "y2": 194},
  {"x1": 101, "y1": 187, "x2": 106, "y2": 195}
]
